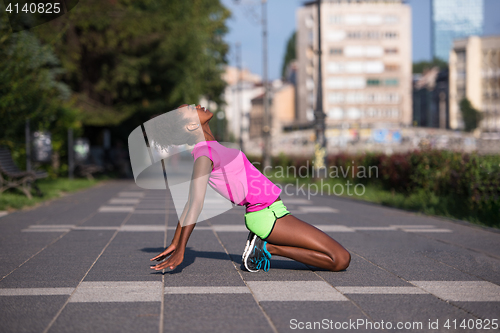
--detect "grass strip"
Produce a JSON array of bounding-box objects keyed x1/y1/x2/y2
[{"x1": 0, "y1": 178, "x2": 99, "y2": 211}]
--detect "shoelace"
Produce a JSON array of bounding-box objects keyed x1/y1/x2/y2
[{"x1": 253, "y1": 256, "x2": 270, "y2": 272}]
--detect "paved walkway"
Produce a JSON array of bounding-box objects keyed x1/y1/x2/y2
[{"x1": 0, "y1": 180, "x2": 499, "y2": 332}]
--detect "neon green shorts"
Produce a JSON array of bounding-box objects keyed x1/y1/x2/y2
[{"x1": 244, "y1": 200, "x2": 290, "y2": 239}]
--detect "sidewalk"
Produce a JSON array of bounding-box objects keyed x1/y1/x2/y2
[{"x1": 0, "y1": 180, "x2": 499, "y2": 332}]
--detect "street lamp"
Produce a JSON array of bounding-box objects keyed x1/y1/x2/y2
[
  {"x1": 231, "y1": 0, "x2": 271, "y2": 168},
  {"x1": 236, "y1": 42, "x2": 244, "y2": 152},
  {"x1": 314, "y1": 0, "x2": 326, "y2": 176},
  {"x1": 261, "y1": 0, "x2": 272, "y2": 169}
]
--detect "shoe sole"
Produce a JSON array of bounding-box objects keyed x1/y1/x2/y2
[
  {"x1": 242, "y1": 234, "x2": 259, "y2": 272},
  {"x1": 241, "y1": 233, "x2": 253, "y2": 263},
  {"x1": 242, "y1": 231, "x2": 256, "y2": 262}
]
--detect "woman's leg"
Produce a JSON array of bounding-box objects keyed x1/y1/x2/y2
[{"x1": 265, "y1": 214, "x2": 350, "y2": 271}]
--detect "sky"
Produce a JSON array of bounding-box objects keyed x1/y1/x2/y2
[{"x1": 221, "y1": 0, "x2": 500, "y2": 80}]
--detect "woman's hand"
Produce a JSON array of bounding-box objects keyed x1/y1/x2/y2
[
  {"x1": 150, "y1": 247, "x2": 184, "y2": 271},
  {"x1": 150, "y1": 243, "x2": 177, "y2": 262}
]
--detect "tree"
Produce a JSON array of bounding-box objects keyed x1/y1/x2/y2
[
  {"x1": 32, "y1": 0, "x2": 230, "y2": 129},
  {"x1": 0, "y1": 9, "x2": 74, "y2": 148},
  {"x1": 281, "y1": 31, "x2": 296, "y2": 79},
  {"x1": 459, "y1": 98, "x2": 482, "y2": 132},
  {"x1": 413, "y1": 57, "x2": 448, "y2": 74}
]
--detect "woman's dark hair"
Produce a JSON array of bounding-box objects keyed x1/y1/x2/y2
[{"x1": 144, "y1": 108, "x2": 197, "y2": 151}]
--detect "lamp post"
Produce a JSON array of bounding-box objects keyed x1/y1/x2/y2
[
  {"x1": 236, "y1": 42, "x2": 244, "y2": 152},
  {"x1": 314, "y1": 0, "x2": 326, "y2": 176},
  {"x1": 232, "y1": 0, "x2": 271, "y2": 166},
  {"x1": 261, "y1": 0, "x2": 272, "y2": 169}
]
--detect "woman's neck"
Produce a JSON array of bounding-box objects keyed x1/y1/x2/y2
[{"x1": 202, "y1": 123, "x2": 216, "y2": 142}]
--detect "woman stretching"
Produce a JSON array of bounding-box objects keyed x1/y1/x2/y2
[{"x1": 149, "y1": 104, "x2": 350, "y2": 272}]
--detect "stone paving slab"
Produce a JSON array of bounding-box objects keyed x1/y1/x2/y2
[{"x1": 0, "y1": 180, "x2": 499, "y2": 333}]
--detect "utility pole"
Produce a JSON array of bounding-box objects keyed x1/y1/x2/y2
[
  {"x1": 236, "y1": 42, "x2": 244, "y2": 152},
  {"x1": 262, "y1": 0, "x2": 271, "y2": 168},
  {"x1": 314, "y1": 0, "x2": 326, "y2": 176}
]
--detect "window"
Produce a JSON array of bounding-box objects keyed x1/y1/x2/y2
[
  {"x1": 345, "y1": 46, "x2": 364, "y2": 57},
  {"x1": 327, "y1": 62, "x2": 343, "y2": 73},
  {"x1": 385, "y1": 78, "x2": 399, "y2": 86},
  {"x1": 306, "y1": 48, "x2": 314, "y2": 59},
  {"x1": 347, "y1": 31, "x2": 362, "y2": 39},
  {"x1": 306, "y1": 108, "x2": 314, "y2": 121},
  {"x1": 327, "y1": 30, "x2": 346, "y2": 42},
  {"x1": 308, "y1": 32, "x2": 314, "y2": 43},
  {"x1": 345, "y1": 15, "x2": 363, "y2": 25},
  {"x1": 385, "y1": 48, "x2": 398, "y2": 54},
  {"x1": 347, "y1": 107, "x2": 361, "y2": 119},
  {"x1": 327, "y1": 77, "x2": 365, "y2": 89},
  {"x1": 328, "y1": 107, "x2": 343, "y2": 120},
  {"x1": 308, "y1": 93, "x2": 315, "y2": 104},
  {"x1": 385, "y1": 32, "x2": 398, "y2": 39},
  {"x1": 365, "y1": 15, "x2": 382, "y2": 25},
  {"x1": 365, "y1": 46, "x2": 383, "y2": 57},
  {"x1": 306, "y1": 78, "x2": 315, "y2": 91},
  {"x1": 387, "y1": 93, "x2": 400, "y2": 103},
  {"x1": 346, "y1": 93, "x2": 364, "y2": 103},
  {"x1": 344, "y1": 46, "x2": 383, "y2": 58},
  {"x1": 329, "y1": 15, "x2": 342, "y2": 24},
  {"x1": 330, "y1": 48, "x2": 343, "y2": 55},
  {"x1": 366, "y1": 31, "x2": 380, "y2": 39},
  {"x1": 384, "y1": 15, "x2": 399, "y2": 24},
  {"x1": 367, "y1": 79, "x2": 381, "y2": 86},
  {"x1": 385, "y1": 64, "x2": 400, "y2": 71},
  {"x1": 346, "y1": 62, "x2": 364, "y2": 73},
  {"x1": 305, "y1": 16, "x2": 314, "y2": 28},
  {"x1": 328, "y1": 93, "x2": 344, "y2": 104},
  {"x1": 347, "y1": 77, "x2": 366, "y2": 89},
  {"x1": 365, "y1": 61, "x2": 384, "y2": 73},
  {"x1": 326, "y1": 78, "x2": 345, "y2": 89}
]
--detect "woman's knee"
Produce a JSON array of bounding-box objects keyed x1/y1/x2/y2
[{"x1": 332, "y1": 249, "x2": 351, "y2": 271}]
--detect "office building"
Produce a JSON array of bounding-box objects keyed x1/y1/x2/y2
[
  {"x1": 413, "y1": 67, "x2": 449, "y2": 128},
  {"x1": 296, "y1": 0, "x2": 412, "y2": 129},
  {"x1": 449, "y1": 35, "x2": 500, "y2": 132},
  {"x1": 432, "y1": 0, "x2": 483, "y2": 61}
]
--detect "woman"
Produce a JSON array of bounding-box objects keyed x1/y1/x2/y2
[{"x1": 149, "y1": 104, "x2": 350, "y2": 272}]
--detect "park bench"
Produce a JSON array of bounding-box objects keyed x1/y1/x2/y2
[
  {"x1": 75, "y1": 163, "x2": 103, "y2": 180},
  {"x1": 0, "y1": 147, "x2": 48, "y2": 199}
]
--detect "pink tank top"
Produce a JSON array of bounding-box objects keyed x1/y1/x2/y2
[{"x1": 191, "y1": 141, "x2": 281, "y2": 212}]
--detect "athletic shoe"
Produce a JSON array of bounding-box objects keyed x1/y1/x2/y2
[
  {"x1": 241, "y1": 231, "x2": 256, "y2": 266},
  {"x1": 243, "y1": 234, "x2": 271, "y2": 272}
]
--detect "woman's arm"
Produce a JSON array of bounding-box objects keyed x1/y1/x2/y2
[
  {"x1": 150, "y1": 155, "x2": 212, "y2": 270},
  {"x1": 149, "y1": 204, "x2": 188, "y2": 263}
]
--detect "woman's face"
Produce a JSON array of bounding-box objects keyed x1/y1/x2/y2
[{"x1": 178, "y1": 104, "x2": 214, "y2": 126}]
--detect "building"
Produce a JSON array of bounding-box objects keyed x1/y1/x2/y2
[
  {"x1": 449, "y1": 35, "x2": 500, "y2": 132},
  {"x1": 296, "y1": 0, "x2": 412, "y2": 131},
  {"x1": 431, "y1": 0, "x2": 484, "y2": 62},
  {"x1": 413, "y1": 67, "x2": 449, "y2": 128},
  {"x1": 222, "y1": 66, "x2": 264, "y2": 142},
  {"x1": 249, "y1": 81, "x2": 295, "y2": 139}
]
